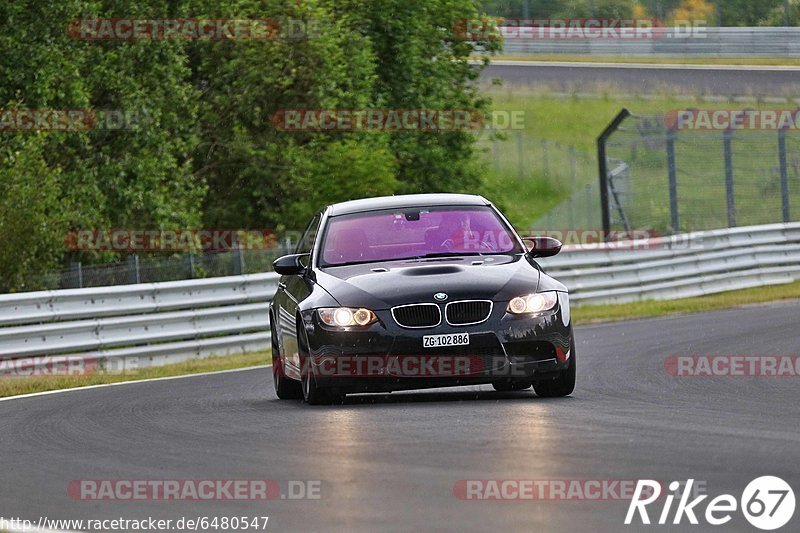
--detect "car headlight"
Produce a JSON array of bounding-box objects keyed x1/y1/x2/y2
[
  {"x1": 507, "y1": 292, "x2": 559, "y2": 314},
  {"x1": 317, "y1": 307, "x2": 378, "y2": 328}
]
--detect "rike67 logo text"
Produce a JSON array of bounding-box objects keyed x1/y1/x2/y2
[{"x1": 626, "y1": 477, "x2": 795, "y2": 530}]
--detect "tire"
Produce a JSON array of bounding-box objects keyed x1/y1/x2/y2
[
  {"x1": 297, "y1": 320, "x2": 344, "y2": 405},
  {"x1": 301, "y1": 370, "x2": 343, "y2": 405},
  {"x1": 492, "y1": 380, "x2": 532, "y2": 392},
  {"x1": 533, "y1": 343, "x2": 576, "y2": 398},
  {"x1": 272, "y1": 318, "x2": 302, "y2": 400}
]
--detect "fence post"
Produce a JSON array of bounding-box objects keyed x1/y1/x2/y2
[
  {"x1": 723, "y1": 129, "x2": 736, "y2": 227},
  {"x1": 187, "y1": 254, "x2": 196, "y2": 279},
  {"x1": 569, "y1": 146, "x2": 577, "y2": 229},
  {"x1": 666, "y1": 128, "x2": 680, "y2": 233},
  {"x1": 70, "y1": 261, "x2": 83, "y2": 289},
  {"x1": 779, "y1": 128, "x2": 791, "y2": 223},
  {"x1": 232, "y1": 234, "x2": 245, "y2": 276},
  {"x1": 597, "y1": 108, "x2": 631, "y2": 241},
  {"x1": 585, "y1": 185, "x2": 593, "y2": 229},
  {"x1": 126, "y1": 255, "x2": 141, "y2": 284},
  {"x1": 542, "y1": 139, "x2": 550, "y2": 178}
]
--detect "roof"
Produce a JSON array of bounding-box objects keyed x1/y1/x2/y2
[{"x1": 327, "y1": 193, "x2": 490, "y2": 216}]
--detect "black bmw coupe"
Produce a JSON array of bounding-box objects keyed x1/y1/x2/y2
[{"x1": 270, "y1": 194, "x2": 575, "y2": 404}]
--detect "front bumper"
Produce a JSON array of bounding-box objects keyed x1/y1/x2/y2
[{"x1": 300, "y1": 298, "x2": 573, "y2": 392}]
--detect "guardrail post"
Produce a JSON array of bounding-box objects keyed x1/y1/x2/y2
[
  {"x1": 779, "y1": 128, "x2": 791, "y2": 223},
  {"x1": 667, "y1": 128, "x2": 680, "y2": 233},
  {"x1": 723, "y1": 129, "x2": 736, "y2": 227}
]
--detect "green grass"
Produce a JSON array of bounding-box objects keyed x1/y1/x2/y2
[
  {"x1": 572, "y1": 280, "x2": 800, "y2": 324},
  {"x1": 485, "y1": 89, "x2": 792, "y2": 152},
  {"x1": 486, "y1": 54, "x2": 800, "y2": 67},
  {"x1": 0, "y1": 351, "x2": 269, "y2": 399}
]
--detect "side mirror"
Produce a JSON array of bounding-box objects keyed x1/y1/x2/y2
[
  {"x1": 273, "y1": 254, "x2": 307, "y2": 275},
  {"x1": 523, "y1": 237, "x2": 562, "y2": 258}
]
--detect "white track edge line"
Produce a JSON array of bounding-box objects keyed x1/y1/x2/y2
[
  {"x1": 480, "y1": 59, "x2": 800, "y2": 71},
  {"x1": 0, "y1": 365, "x2": 271, "y2": 403}
]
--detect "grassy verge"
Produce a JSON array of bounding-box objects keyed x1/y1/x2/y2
[
  {"x1": 485, "y1": 54, "x2": 800, "y2": 67},
  {"x1": 486, "y1": 89, "x2": 789, "y2": 152},
  {"x1": 573, "y1": 280, "x2": 800, "y2": 324},
  {"x1": 0, "y1": 351, "x2": 269, "y2": 399}
]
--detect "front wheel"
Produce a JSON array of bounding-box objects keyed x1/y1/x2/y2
[
  {"x1": 297, "y1": 322, "x2": 344, "y2": 405},
  {"x1": 302, "y1": 370, "x2": 344, "y2": 405},
  {"x1": 272, "y1": 319, "x2": 302, "y2": 400}
]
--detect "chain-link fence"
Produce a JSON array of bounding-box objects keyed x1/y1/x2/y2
[
  {"x1": 23, "y1": 244, "x2": 295, "y2": 292},
  {"x1": 532, "y1": 109, "x2": 800, "y2": 238},
  {"x1": 603, "y1": 111, "x2": 800, "y2": 236},
  {"x1": 477, "y1": 133, "x2": 597, "y2": 229}
]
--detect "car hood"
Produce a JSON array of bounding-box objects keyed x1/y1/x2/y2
[{"x1": 314, "y1": 255, "x2": 565, "y2": 310}]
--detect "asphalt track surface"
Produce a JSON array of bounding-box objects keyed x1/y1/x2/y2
[
  {"x1": 482, "y1": 61, "x2": 800, "y2": 96},
  {"x1": 1, "y1": 303, "x2": 799, "y2": 532}
]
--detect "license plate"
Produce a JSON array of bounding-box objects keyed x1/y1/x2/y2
[{"x1": 423, "y1": 333, "x2": 470, "y2": 348}]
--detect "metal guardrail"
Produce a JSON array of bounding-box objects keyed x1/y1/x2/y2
[
  {"x1": 539, "y1": 223, "x2": 800, "y2": 305},
  {"x1": 499, "y1": 27, "x2": 800, "y2": 57},
  {"x1": 0, "y1": 273, "x2": 279, "y2": 368},
  {"x1": 1, "y1": 223, "x2": 798, "y2": 369}
]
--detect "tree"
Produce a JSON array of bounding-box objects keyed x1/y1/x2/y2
[
  {"x1": 758, "y1": 0, "x2": 800, "y2": 25},
  {"x1": 0, "y1": 0, "x2": 501, "y2": 289},
  {"x1": 0, "y1": 134, "x2": 66, "y2": 291},
  {"x1": 326, "y1": 0, "x2": 499, "y2": 197},
  {"x1": 553, "y1": 0, "x2": 637, "y2": 18},
  {"x1": 718, "y1": 0, "x2": 783, "y2": 26},
  {"x1": 479, "y1": 0, "x2": 568, "y2": 18},
  {"x1": 0, "y1": 0, "x2": 204, "y2": 289},
  {"x1": 669, "y1": 0, "x2": 715, "y2": 23},
  {"x1": 185, "y1": 0, "x2": 399, "y2": 231}
]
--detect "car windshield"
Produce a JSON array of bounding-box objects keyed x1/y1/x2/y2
[{"x1": 319, "y1": 206, "x2": 523, "y2": 266}]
